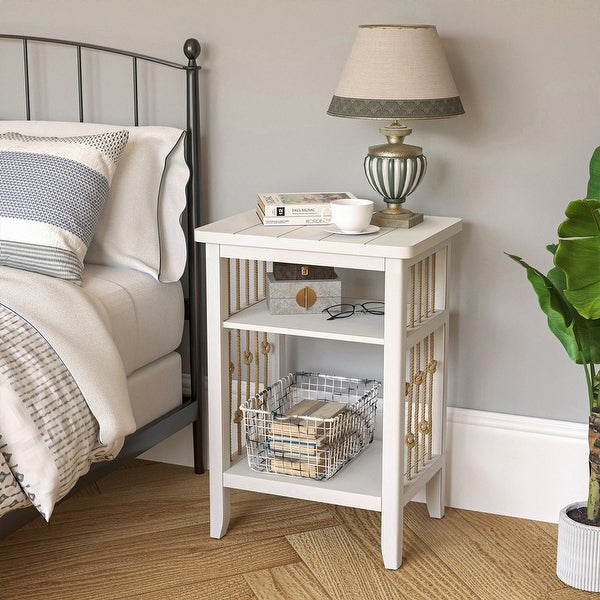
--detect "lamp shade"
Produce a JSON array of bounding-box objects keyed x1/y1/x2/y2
[{"x1": 327, "y1": 25, "x2": 464, "y2": 120}]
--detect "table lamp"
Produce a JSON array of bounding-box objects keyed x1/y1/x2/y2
[{"x1": 327, "y1": 24, "x2": 464, "y2": 228}]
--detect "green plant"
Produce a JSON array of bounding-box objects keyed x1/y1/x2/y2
[{"x1": 506, "y1": 149, "x2": 600, "y2": 524}]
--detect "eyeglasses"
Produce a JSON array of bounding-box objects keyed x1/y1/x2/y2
[{"x1": 322, "y1": 301, "x2": 384, "y2": 320}]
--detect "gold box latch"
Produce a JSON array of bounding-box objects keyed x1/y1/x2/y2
[
  {"x1": 295, "y1": 286, "x2": 317, "y2": 309},
  {"x1": 301, "y1": 266, "x2": 309, "y2": 277}
]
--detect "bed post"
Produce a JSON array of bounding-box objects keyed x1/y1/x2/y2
[{"x1": 184, "y1": 38, "x2": 205, "y2": 474}]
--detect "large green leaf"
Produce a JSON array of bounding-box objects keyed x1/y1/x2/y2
[
  {"x1": 587, "y1": 146, "x2": 600, "y2": 200},
  {"x1": 506, "y1": 253, "x2": 581, "y2": 362},
  {"x1": 547, "y1": 263, "x2": 600, "y2": 364},
  {"x1": 555, "y1": 199, "x2": 600, "y2": 320},
  {"x1": 583, "y1": 319, "x2": 600, "y2": 365}
]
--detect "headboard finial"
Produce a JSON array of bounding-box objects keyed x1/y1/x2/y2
[{"x1": 184, "y1": 38, "x2": 201, "y2": 64}]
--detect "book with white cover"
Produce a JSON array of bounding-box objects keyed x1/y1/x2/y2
[
  {"x1": 256, "y1": 204, "x2": 333, "y2": 226},
  {"x1": 257, "y1": 192, "x2": 356, "y2": 217}
]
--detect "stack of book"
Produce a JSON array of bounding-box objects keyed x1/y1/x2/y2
[
  {"x1": 266, "y1": 398, "x2": 347, "y2": 478},
  {"x1": 256, "y1": 192, "x2": 356, "y2": 226}
]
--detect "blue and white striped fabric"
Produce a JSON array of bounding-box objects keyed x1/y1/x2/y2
[{"x1": 0, "y1": 130, "x2": 128, "y2": 283}]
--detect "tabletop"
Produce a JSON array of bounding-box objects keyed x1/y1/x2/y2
[{"x1": 195, "y1": 211, "x2": 462, "y2": 261}]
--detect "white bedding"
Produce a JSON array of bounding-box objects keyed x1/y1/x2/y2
[
  {"x1": 0, "y1": 263, "x2": 186, "y2": 520},
  {"x1": 0, "y1": 265, "x2": 137, "y2": 519},
  {"x1": 1, "y1": 266, "x2": 135, "y2": 444},
  {"x1": 81, "y1": 264, "x2": 184, "y2": 376},
  {"x1": 127, "y1": 353, "x2": 183, "y2": 428},
  {"x1": 0, "y1": 118, "x2": 190, "y2": 524}
]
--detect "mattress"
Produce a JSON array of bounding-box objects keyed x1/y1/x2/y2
[
  {"x1": 127, "y1": 353, "x2": 183, "y2": 428},
  {"x1": 81, "y1": 264, "x2": 184, "y2": 376}
]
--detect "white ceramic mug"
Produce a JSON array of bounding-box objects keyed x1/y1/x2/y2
[{"x1": 329, "y1": 198, "x2": 374, "y2": 233}]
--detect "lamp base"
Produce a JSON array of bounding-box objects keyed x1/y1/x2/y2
[
  {"x1": 371, "y1": 207, "x2": 423, "y2": 228},
  {"x1": 363, "y1": 122, "x2": 427, "y2": 229}
]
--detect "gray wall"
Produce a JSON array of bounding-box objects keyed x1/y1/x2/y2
[{"x1": 2, "y1": 0, "x2": 598, "y2": 423}]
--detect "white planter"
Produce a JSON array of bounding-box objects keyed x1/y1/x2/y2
[{"x1": 557, "y1": 501, "x2": 600, "y2": 592}]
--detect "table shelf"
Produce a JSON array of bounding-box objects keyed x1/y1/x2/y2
[
  {"x1": 224, "y1": 298, "x2": 448, "y2": 347},
  {"x1": 224, "y1": 299, "x2": 384, "y2": 344},
  {"x1": 224, "y1": 440, "x2": 445, "y2": 513},
  {"x1": 224, "y1": 440, "x2": 383, "y2": 511}
]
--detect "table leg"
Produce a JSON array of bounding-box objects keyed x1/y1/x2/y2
[{"x1": 206, "y1": 244, "x2": 232, "y2": 538}]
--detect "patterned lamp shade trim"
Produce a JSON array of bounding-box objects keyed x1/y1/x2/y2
[
  {"x1": 364, "y1": 154, "x2": 427, "y2": 203},
  {"x1": 328, "y1": 25, "x2": 464, "y2": 121},
  {"x1": 328, "y1": 95, "x2": 464, "y2": 120}
]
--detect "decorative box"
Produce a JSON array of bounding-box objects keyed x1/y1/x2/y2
[
  {"x1": 266, "y1": 272, "x2": 341, "y2": 315},
  {"x1": 273, "y1": 262, "x2": 337, "y2": 281}
]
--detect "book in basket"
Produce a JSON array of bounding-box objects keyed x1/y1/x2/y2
[
  {"x1": 266, "y1": 400, "x2": 347, "y2": 478},
  {"x1": 267, "y1": 455, "x2": 325, "y2": 478},
  {"x1": 257, "y1": 192, "x2": 356, "y2": 217},
  {"x1": 267, "y1": 399, "x2": 347, "y2": 437},
  {"x1": 267, "y1": 434, "x2": 327, "y2": 456}
]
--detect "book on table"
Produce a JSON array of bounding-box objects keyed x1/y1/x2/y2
[
  {"x1": 256, "y1": 204, "x2": 333, "y2": 226},
  {"x1": 257, "y1": 192, "x2": 356, "y2": 217}
]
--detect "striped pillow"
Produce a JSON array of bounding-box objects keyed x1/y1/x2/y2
[{"x1": 0, "y1": 130, "x2": 128, "y2": 283}]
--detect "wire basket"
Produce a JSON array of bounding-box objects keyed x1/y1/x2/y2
[{"x1": 241, "y1": 372, "x2": 380, "y2": 480}]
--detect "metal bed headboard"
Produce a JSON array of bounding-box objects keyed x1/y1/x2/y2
[
  {"x1": 0, "y1": 34, "x2": 205, "y2": 474},
  {"x1": 0, "y1": 34, "x2": 197, "y2": 124}
]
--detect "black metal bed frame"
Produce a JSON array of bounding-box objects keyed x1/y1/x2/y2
[{"x1": 0, "y1": 35, "x2": 205, "y2": 537}]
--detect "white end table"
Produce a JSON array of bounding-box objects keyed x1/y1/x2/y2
[{"x1": 195, "y1": 211, "x2": 462, "y2": 569}]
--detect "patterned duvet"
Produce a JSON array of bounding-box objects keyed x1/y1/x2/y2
[{"x1": 0, "y1": 266, "x2": 137, "y2": 521}]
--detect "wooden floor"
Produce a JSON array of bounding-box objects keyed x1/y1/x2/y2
[{"x1": 0, "y1": 460, "x2": 596, "y2": 600}]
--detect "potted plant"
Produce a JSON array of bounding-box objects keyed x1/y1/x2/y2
[{"x1": 506, "y1": 148, "x2": 600, "y2": 591}]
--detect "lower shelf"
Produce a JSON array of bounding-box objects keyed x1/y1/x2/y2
[
  {"x1": 223, "y1": 440, "x2": 445, "y2": 514},
  {"x1": 224, "y1": 439, "x2": 383, "y2": 511}
]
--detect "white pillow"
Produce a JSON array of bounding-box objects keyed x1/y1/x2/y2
[
  {"x1": 0, "y1": 130, "x2": 129, "y2": 283},
  {"x1": 1, "y1": 121, "x2": 189, "y2": 283}
]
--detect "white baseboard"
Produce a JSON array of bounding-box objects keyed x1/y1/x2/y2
[
  {"x1": 142, "y1": 380, "x2": 589, "y2": 524},
  {"x1": 436, "y1": 408, "x2": 588, "y2": 523}
]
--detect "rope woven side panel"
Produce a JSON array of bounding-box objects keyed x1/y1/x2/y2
[
  {"x1": 405, "y1": 335, "x2": 438, "y2": 479},
  {"x1": 243, "y1": 260, "x2": 252, "y2": 454},
  {"x1": 404, "y1": 251, "x2": 442, "y2": 479},
  {"x1": 262, "y1": 261, "x2": 269, "y2": 387},
  {"x1": 254, "y1": 261, "x2": 260, "y2": 396},
  {"x1": 235, "y1": 259, "x2": 242, "y2": 455},
  {"x1": 227, "y1": 259, "x2": 272, "y2": 459},
  {"x1": 406, "y1": 345, "x2": 415, "y2": 477},
  {"x1": 227, "y1": 259, "x2": 234, "y2": 458},
  {"x1": 427, "y1": 332, "x2": 435, "y2": 461},
  {"x1": 431, "y1": 253, "x2": 436, "y2": 314},
  {"x1": 407, "y1": 252, "x2": 441, "y2": 329}
]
